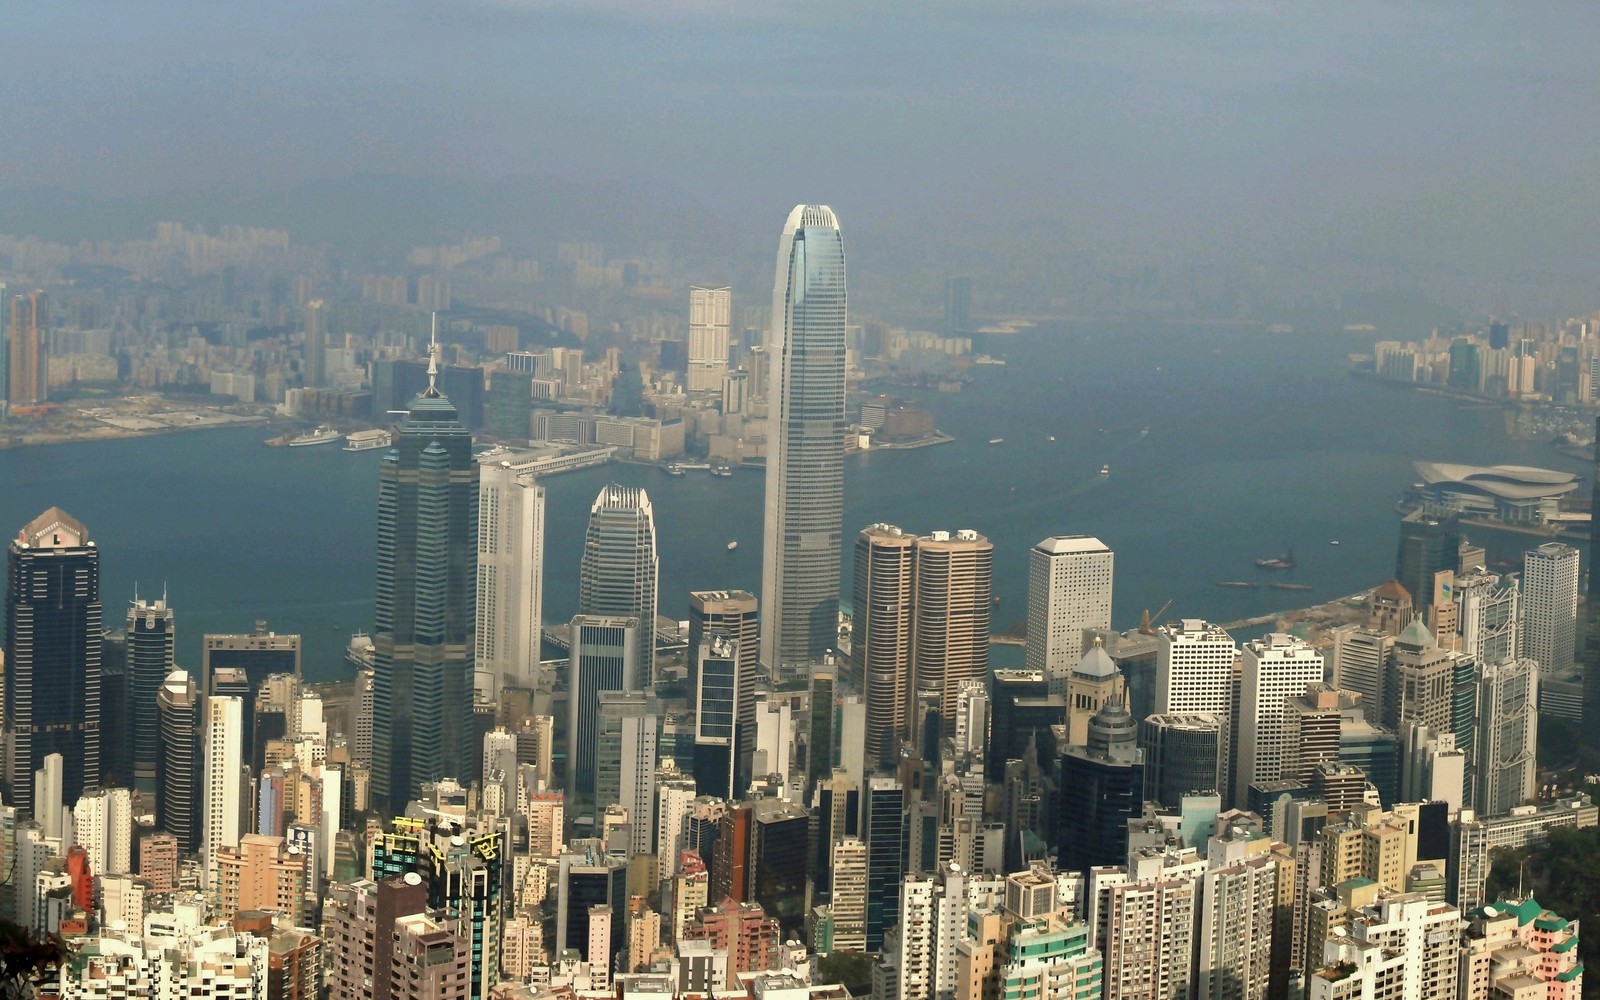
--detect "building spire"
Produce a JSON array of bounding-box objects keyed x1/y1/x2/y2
[{"x1": 425, "y1": 312, "x2": 440, "y2": 396}]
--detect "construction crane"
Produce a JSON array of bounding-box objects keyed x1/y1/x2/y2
[{"x1": 1138, "y1": 599, "x2": 1173, "y2": 635}]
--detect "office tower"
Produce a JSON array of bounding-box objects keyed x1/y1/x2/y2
[
  {"x1": 200, "y1": 620, "x2": 301, "y2": 754},
  {"x1": 1395, "y1": 511, "x2": 1461, "y2": 617},
  {"x1": 1524, "y1": 542, "x2": 1579, "y2": 674},
  {"x1": 913, "y1": 529, "x2": 993, "y2": 731},
  {"x1": 806, "y1": 668, "x2": 836, "y2": 800},
  {"x1": 556, "y1": 848, "x2": 628, "y2": 962},
  {"x1": 1026, "y1": 535, "x2": 1114, "y2": 697},
  {"x1": 1384, "y1": 620, "x2": 1457, "y2": 735},
  {"x1": 692, "y1": 630, "x2": 739, "y2": 800},
  {"x1": 0, "y1": 281, "x2": 7, "y2": 408},
  {"x1": 4, "y1": 507, "x2": 102, "y2": 815},
  {"x1": 372, "y1": 341, "x2": 478, "y2": 814},
  {"x1": 864, "y1": 775, "x2": 906, "y2": 951},
  {"x1": 72, "y1": 787, "x2": 133, "y2": 879},
  {"x1": 126, "y1": 595, "x2": 175, "y2": 795},
  {"x1": 824, "y1": 837, "x2": 868, "y2": 953},
  {"x1": 99, "y1": 633, "x2": 128, "y2": 789},
  {"x1": 6, "y1": 290, "x2": 47, "y2": 406},
  {"x1": 202, "y1": 695, "x2": 244, "y2": 878},
  {"x1": 688, "y1": 286, "x2": 732, "y2": 392},
  {"x1": 157, "y1": 670, "x2": 201, "y2": 853},
  {"x1": 595, "y1": 691, "x2": 657, "y2": 857},
  {"x1": 1058, "y1": 698, "x2": 1144, "y2": 874},
  {"x1": 854, "y1": 523, "x2": 916, "y2": 764},
  {"x1": 761, "y1": 205, "x2": 847, "y2": 673},
  {"x1": 1140, "y1": 714, "x2": 1224, "y2": 809},
  {"x1": 476, "y1": 457, "x2": 546, "y2": 691},
  {"x1": 303, "y1": 298, "x2": 326, "y2": 389},
  {"x1": 566, "y1": 615, "x2": 639, "y2": 801},
  {"x1": 1329, "y1": 625, "x2": 1392, "y2": 723},
  {"x1": 371, "y1": 817, "x2": 504, "y2": 1000},
  {"x1": 943, "y1": 276, "x2": 973, "y2": 335},
  {"x1": 809, "y1": 769, "x2": 861, "y2": 903},
  {"x1": 579, "y1": 484, "x2": 658, "y2": 689},
  {"x1": 1234, "y1": 633, "x2": 1324, "y2": 808},
  {"x1": 1456, "y1": 568, "x2": 1520, "y2": 666},
  {"x1": 1474, "y1": 657, "x2": 1538, "y2": 816},
  {"x1": 986, "y1": 668, "x2": 1060, "y2": 783},
  {"x1": 688, "y1": 590, "x2": 759, "y2": 786},
  {"x1": 1154, "y1": 619, "x2": 1236, "y2": 726},
  {"x1": 748, "y1": 799, "x2": 810, "y2": 936},
  {"x1": 1368, "y1": 579, "x2": 1414, "y2": 635},
  {"x1": 1067, "y1": 639, "x2": 1127, "y2": 746}
]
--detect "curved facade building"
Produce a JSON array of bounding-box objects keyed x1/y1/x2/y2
[
  {"x1": 913, "y1": 529, "x2": 993, "y2": 726},
  {"x1": 852, "y1": 524, "x2": 915, "y2": 766},
  {"x1": 579, "y1": 484, "x2": 658, "y2": 689},
  {"x1": 761, "y1": 205, "x2": 847, "y2": 673}
]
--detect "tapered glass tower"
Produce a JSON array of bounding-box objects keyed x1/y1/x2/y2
[
  {"x1": 761, "y1": 205, "x2": 847, "y2": 673},
  {"x1": 372, "y1": 334, "x2": 478, "y2": 812},
  {"x1": 579, "y1": 485, "x2": 657, "y2": 689}
]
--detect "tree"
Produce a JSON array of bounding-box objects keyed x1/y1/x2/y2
[
  {"x1": 816, "y1": 951, "x2": 872, "y2": 994},
  {"x1": 0, "y1": 920, "x2": 62, "y2": 1000},
  {"x1": 1485, "y1": 825, "x2": 1600, "y2": 987}
]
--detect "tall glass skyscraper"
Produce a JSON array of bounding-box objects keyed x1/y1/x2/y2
[
  {"x1": 127, "y1": 594, "x2": 175, "y2": 796},
  {"x1": 761, "y1": 205, "x2": 847, "y2": 673},
  {"x1": 4, "y1": 507, "x2": 102, "y2": 816},
  {"x1": 579, "y1": 484, "x2": 657, "y2": 689},
  {"x1": 372, "y1": 346, "x2": 478, "y2": 812}
]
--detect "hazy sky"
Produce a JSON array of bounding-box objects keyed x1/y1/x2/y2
[{"x1": 5, "y1": 2, "x2": 1598, "y2": 299}]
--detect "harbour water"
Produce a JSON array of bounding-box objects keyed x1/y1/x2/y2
[{"x1": 0, "y1": 323, "x2": 1582, "y2": 680}]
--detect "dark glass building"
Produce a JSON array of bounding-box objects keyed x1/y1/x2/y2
[
  {"x1": 692, "y1": 630, "x2": 738, "y2": 800},
  {"x1": 1140, "y1": 712, "x2": 1224, "y2": 808},
  {"x1": 127, "y1": 596, "x2": 174, "y2": 796},
  {"x1": 372, "y1": 357, "x2": 478, "y2": 813},
  {"x1": 1058, "y1": 698, "x2": 1144, "y2": 876},
  {"x1": 4, "y1": 507, "x2": 102, "y2": 815},
  {"x1": 565, "y1": 615, "x2": 638, "y2": 803},
  {"x1": 157, "y1": 669, "x2": 201, "y2": 853},
  {"x1": 1395, "y1": 510, "x2": 1461, "y2": 618},
  {"x1": 864, "y1": 775, "x2": 905, "y2": 952}
]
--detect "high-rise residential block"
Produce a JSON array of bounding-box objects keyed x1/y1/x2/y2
[
  {"x1": 688, "y1": 287, "x2": 732, "y2": 392},
  {"x1": 122, "y1": 595, "x2": 175, "y2": 799},
  {"x1": 6, "y1": 290, "x2": 47, "y2": 407},
  {"x1": 1235, "y1": 633, "x2": 1325, "y2": 808},
  {"x1": 202, "y1": 695, "x2": 244, "y2": 880},
  {"x1": 1523, "y1": 541, "x2": 1579, "y2": 674},
  {"x1": 5, "y1": 507, "x2": 101, "y2": 815},
  {"x1": 476, "y1": 456, "x2": 546, "y2": 691},
  {"x1": 579, "y1": 484, "x2": 658, "y2": 689},
  {"x1": 761, "y1": 205, "x2": 847, "y2": 672},
  {"x1": 1026, "y1": 535, "x2": 1113, "y2": 697},
  {"x1": 372, "y1": 345, "x2": 478, "y2": 813}
]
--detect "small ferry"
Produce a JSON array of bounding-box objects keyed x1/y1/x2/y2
[
  {"x1": 989, "y1": 437, "x2": 1005, "y2": 445},
  {"x1": 1048, "y1": 435, "x2": 1056, "y2": 442},
  {"x1": 288, "y1": 426, "x2": 342, "y2": 448},
  {"x1": 1329, "y1": 540, "x2": 1341, "y2": 546},
  {"x1": 710, "y1": 461, "x2": 733, "y2": 477},
  {"x1": 1099, "y1": 464, "x2": 1110, "y2": 476},
  {"x1": 343, "y1": 429, "x2": 392, "y2": 452},
  {"x1": 727, "y1": 540, "x2": 738, "y2": 551},
  {"x1": 666, "y1": 463, "x2": 685, "y2": 476}
]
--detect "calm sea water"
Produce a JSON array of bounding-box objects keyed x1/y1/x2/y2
[{"x1": 0, "y1": 324, "x2": 1582, "y2": 680}]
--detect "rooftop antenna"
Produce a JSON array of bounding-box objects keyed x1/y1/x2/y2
[{"x1": 426, "y1": 312, "x2": 440, "y2": 394}]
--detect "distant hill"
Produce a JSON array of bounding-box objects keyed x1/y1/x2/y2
[{"x1": 0, "y1": 174, "x2": 753, "y2": 268}]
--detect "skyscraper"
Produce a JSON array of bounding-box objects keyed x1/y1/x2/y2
[
  {"x1": 579, "y1": 484, "x2": 657, "y2": 689},
  {"x1": 1058, "y1": 697, "x2": 1144, "y2": 874},
  {"x1": 6, "y1": 290, "x2": 47, "y2": 407},
  {"x1": 156, "y1": 669, "x2": 200, "y2": 854},
  {"x1": 372, "y1": 337, "x2": 478, "y2": 813},
  {"x1": 1474, "y1": 657, "x2": 1538, "y2": 816},
  {"x1": 1523, "y1": 542, "x2": 1579, "y2": 674},
  {"x1": 303, "y1": 298, "x2": 326, "y2": 389},
  {"x1": 127, "y1": 595, "x2": 175, "y2": 796},
  {"x1": 688, "y1": 286, "x2": 732, "y2": 393},
  {"x1": 476, "y1": 456, "x2": 546, "y2": 691},
  {"x1": 1395, "y1": 511, "x2": 1461, "y2": 618},
  {"x1": 4, "y1": 507, "x2": 101, "y2": 815},
  {"x1": 761, "y1": 205, "x2": 847, "y2": 673},
  {"x1": 913, "y1": 528, "x2": 993, "y2": 728},
  {"x1": 202, "y1": 695, "x2": 243, "y2": 880},
  {"x1": 1234, "y1": 633, "x2": 1325, "y2": 809},
  {"x1": 1140, "y1": 713, "x2": 1225, "y2": 809},
  {"x1": 566, "y1": 615, "x2": 640, "y2": 802},
  {"x1": 688, "y1": 590, "x2": 758, "y2": 789},
  {"x1": 693, "y1": 630, "x2": 739, "y2": 800},
  {"x1": 1026, "y1": 535, "x2": 1113, "y2": 697},
  {"x1": 853, "y1": 523, "x2": 916, "y2": 764}
]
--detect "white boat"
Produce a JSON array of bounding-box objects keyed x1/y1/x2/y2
[
  {"x1": 1048, "y1": 435, "x2": 1056, "y2": 442},
  {"x1": 1100, "y1": 464, "x2": 1110, "y2": 476},
  {"x1": 989, "y1": 437, "x2": 1004, "y2": 445},
  {"x1": 343, "y1": 429, "x2": 392, "y2": 452},
  {"x1": 288, "y1": 426, "x2": 342, "y2": 448},
  {"x1": 727, "y1": 540, "x2": 738, "y2": 551}
]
